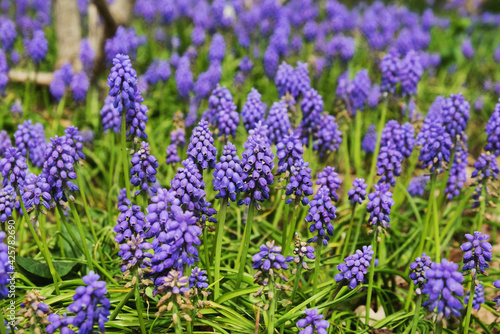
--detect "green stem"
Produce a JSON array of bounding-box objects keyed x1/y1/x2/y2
[
  {"x1": 463, "y1": 280, "x2": 476, "y2": 334},
  {"x1": 342, "y1": 205, "x2": 357, "y2": 259},
  {"x1": 322, "y1": 282, "x2": 344, "y2": 317},
  {"x1": 283, "y1": 198, "x2": 300, "y2": 256},
  {"x1": 109, "y1": 288, "x2": 134, "y2": 320},
  {"x1": 353, "y1": 112, "x2": 362, "y2": 175},
  {"x1": 53, "y1": 95, "x2": 66, "y2": 133},
  {"x1": 350, "y1": 207, "x2": 367, "y2": 255},
  {"x1": 365, "y1": 231, "x2": 379, "y2": 325},
  {"x1": 280, "y1": 265, "x2": 303, "y2": 333},
  {"x1": 235, "y1": 201, "x2": 255, "y2": 289},
  {"x1": 267, "y1": 278, "x2": 276, "y2": 334},
  {"x1": 367, "y1": 100, "x2": 388, "y2": 190},
  {"x1": 415, "y1": 174, "x2": 436, "y2": 259},
  {"x1": 121, "y1": 112, "x2": 132, "y2": 202},
  {"x1": 19, "y1": 199, "x2": 60, "y2": 294},
  {"x1": 0, "y1": 308, "x2": 6, "y2": 334},
  {"x1": 38, "y1": 214, "x2": 61, "y2": 294},
  {"x1": 432, "y1": 186, "x2": 440, "y2": 261},
  {"x1": 135, "y1": 276, "x2": 147, "y2": 334},
  {"x1": 475, "y1": 186, "x2": 486, "y2": 232},
  {"x1": 311, "y1": 241, "x2": 323, "y2": 306},
  {"x1": 281, "y1": 199, "x2": 290, "y2": 250},
  {"x1": 214, "y1": 197, "x2": 229, "y2": 300},
  {"x1": 68, "y1": 199, "x2": 94, "y2": 271},
  {"x1": 409, "y1": 294, "x2": 422, "y2": 334},
  {"x1": 77, "y1": 168, "x2": 97, "y2": 242},
  {"x1": 203, "y1": 227, "x2": 212, "y2": 284},
  {"x1": 341, "y1": 124, "x2": 352, "y2": 199}
]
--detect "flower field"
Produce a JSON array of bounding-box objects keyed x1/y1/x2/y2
[{"x1": 0, "y1": 0, "x2": 500, "y2": 333}]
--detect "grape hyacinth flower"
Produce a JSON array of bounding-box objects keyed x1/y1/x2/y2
[
  {"x1": 46, "y1": 314, "x2": 73, "y2": 334},
  {"x1": 296, "y1": 308, "x2": 330, "y2": 334},
  {"x1": 14, "y1": 120, "x2": 46, "y2": 167},
  {"x1": 165, "y1": 144, "x2": 180, "y2": 165},
  {"x1": 118, "y1": 234, "x2": 152, "y2": 274},
  {"x1": 408, "y1": 175, "x2": 430, "y2": 197},
  {"x1": 125, "y1": 92, "x2": 149, "y2": 139},
  {"x1": 314, "y1": 114, "x2": 342, "y2": 158},
  {"x1": 189, "y1": 267, "x2": 208, "y2": 290},
  {"x1": 66, "y1": 271, "x2": 110, "y2": 332},
  {"x1": 266, "y1": 101, "x2": 291, "y2": 145},
  {"x1": 464, "y1": 283, "x2": 485, "y2": 311},
  {"x1": 461, "y1": 231, "x2": 492, "y2": 275},
  {"x1": 10, "y1": 101, "x2": 22, "y2": 116},
  {"x1": 306, "y1": 187, "x2": 336, "y2": 246},
  {"x1": 376, "y1": 146, "x2": 403, "y2": 187},
  {"x1": 293, "y1": 61, "x2": 312, "y2": 98},
  {"x1": 349, "y1": 69, "x2": 370, "y2": 113},
  {"x1": 130, "y1": 141, "x2": 159, "y2": 196},
  {"x1": 238, "y1": 134, "x2": 275, "y2": 209},
  {"x1": 252, "y1": 240, "x2": 289, "y2": 287},
  {"x1": 286, "y1": 234, "x2": 315, "y2": 272},
  {"x1": 20, "y1": 173, "x2": 51, "y2": 214},
  {"x1": 418, "y1": 123, "x2": 453, "y2": 174},
  {"x1": 445, "y1": 138, "x2": 468, "y2": 199},
  {"x1": 241, "y1": 88, "x2": 267, "y2": 132},
  {"x1": 249, "y1": 121, "x2": 270, "y2": 144},
  {"x1": 422, "y1": 259, "x2": 464, "y2": 319},
  {"x1": 114, "y1": 198, "x2": 146, "y2": 244},
  {"x1": 362, "y1": 125, "x2": 377, "y2": 154},
  {"x1": 275, "y1": 62, "x2": 295, "y2": 98},
  {"x1": 461, "y1": 38, "x2": 475, "y2": 59},
  {"x1": 27, "y1": 30, "x2": 48, "y2": 65},
  {"x1": 409, "y1": 253, "x2": 432, "y2": 294},
  {"x1": 335, "y1": 245, "x2": 374, "y2": 289},
  {"x1": 213, "y1": 142, "x2": 243, "y2": 203},
  {"x1": 485, "y1": 100, "x2": 500, "y2": 156},
  {"x1": 170, "y1": 128, "x2": 185, "y2": 148},
  {"x1": 100, "y1": 96, "x2": 121, "y2": 134},
  {"x1": 399, "y1": 50, "x2": 423, "y2": 96},
  {"x1": 471, "y1": 152, "x2": 499, "y2": 207},
  {"x1": 348, "y1": 178, "x2": 368, "y2": 205},
  {"x1": 0, "y1": 185, "x2": 19, "y2": 222},
  {"x1": 144, "y1": 58, "x2": 171, "y2": 85},
  {"x1": 16, "y1": 290, "x2": 52, "y2": 331},
  {"x1": 316, "y1": 166, "x2": 342, "y2": 202},
  {"x1": 367, "y1": 183, "x2": 394, "y2": 231},
  {"x1": 216, "y1": 101, "x2": 239, "y2": 139},
  {"x1": 285, "y1": 159, "x2": 314, "y2": 205},
  {"x1": 0, "y1": 147, "x2": 28, "y2": 188},
  {"x1": 493, "y1": 280, "x2": 500, "y2": 307},
  {"x1": 205, "y1": 85, "x2": 233, "y2": 126},
  {"x1": 50, "y1": 63, "x2": 73, "y2": 101},
  {"x1": 80, "y1": 38, "x2": 95, "y2": 73},
  {"x1": 0, "y1": 19, "x2": 16, "y2": 51},
  {"x1": 441, "y1": 93, "x2": 470, "y2": 139},
  {"x1": 106, "y1": 54, "x2": 138, "y2": 111},
  {"x1": 208, "y1": 33, "x2": 226, "y2": 63},
  {"x1": 187, "y1": 120, "x2": 217, "y2": 170},
  {"x1": 70, "y1": 72, "x2": 89, "y2": 102},
  {"x1": 380, "y1": 120, "x2": 415, "y2": 158},
  {"x1": 0, "y1": 131, "x2": 11, "y2": 157},
  {"x1": 276, "y1": 134, "x2": 304, "y2": 175},
  {"x1": 380, "y1": 51, "x2": 400, "y2": 94},
  {"x1": 175, "y1": 56, "x2": 193, "y2": 99},
  {"x1": 0, "y1": 50, "x2": 7, "y2": 95}
]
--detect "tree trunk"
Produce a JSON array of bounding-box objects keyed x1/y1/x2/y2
[{"x1": 54, "y1": 0, "x2": 82, "y2": 71}]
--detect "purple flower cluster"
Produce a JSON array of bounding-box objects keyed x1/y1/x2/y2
[
  {"x1": 0, "y1": 185, "x2": 19, "y2": 222},
  {"x1": 0, "y1": 147, "x2": 28, "y2": 188},
  {"x1": 104, "y1": 26, "x2": 145, "y2": 63},
  {"x1": 399, "y1": 50, "x2": 423, "y2": 96},
  {"x1": 471, "y1": 152, "x2": 499, "y2": 207},
  {"x1": 130, "y1": 142, "x2": 159, "y2": 196},
  {"x1": 441, "y1": 93, "x2": 470, "y2": 139},
  {"x1": 205, "y1": 85, "x2": 233, "y2": 126},
  {"x1": 380, "y1": 120, "x2": 415, "y2": 158},
  {"x1": 238, "y1": 134, "x2": 275, "y2": 208},
  {"x1": 306, "y1": 187, "x2": 336, "y2": 246},
  {"x1": 276, "y1": 135, "x2": 304, "y2": 175},
  {"x1": 408, "y1": 175, "x2": 429, "y2": 197},
  {"x1": 252, "y1": 240, "x2": 288, "y2": 273},
  {"x1": 242, "y1": 88, "x2": 267, "y2": 132},
  {"x1": 376, "y1": 146, "x2": 403, "y2": 187},
  {"x1": 422, "y1": 259, "x2": 464, "y2": 319},
  {"x1": 313, "y1": 115, "x2": 342, "y2": 158},
  {"x1": 50, "y1": 62, "x2": 73, "y2": 101},
  {"x1": 266, "y1": 101, "x2": 291, "y2": 145},
  {"x1": 216, "y1": 100, "x2": 239, "y2": 139},
  {"x1": 14, "y1": 120, "x2": 46, "y2": 167},
  {"x1": 485, "y1": 100, "x2": 500, "y2": 156},
  {"x1": 20, "y1": 173, "x2": 51, "y2": 214},
  {"x1": 100, "y1": 96, "x2": 121, "y2": 134},
  {"x1": 418, "y1": 123, "x2": 453, "y2": 174},
  {"x1": 285, "y1": 159, "x2": 314, "y2": 205},
  {"x1": 275, "y1": 61, "x2": 311, "y2": 99},
  {"x1": 409, "y1": 253, "x2": 432, "y2": 294},
  {"x1": 296, "y1": 308, "x2": 330, "y2": 334},
  {"x1": 0, "y1": 231, "x2": 13, "y2": 298},
  {"x1": 464, "y1": 283, "x2": 484, "y2": 311},
  {"x1": 461, "y1": 231, "x2": 492, "y2": 274},
  {"x1": 26, "y1": 30, "x2": 48, "y2": 65},
  {"x1": 335, "y1": 245, "x2": 374, "y2": 289},
  {"x1": 445, "y1": 138, "x2": 468, "y2": 199},
  {"x1": 187, "y1": 120, "x2": 217, "y2": 170},
  {"x1": 286, "y1": 236, "x2": 315, "y2": 271},
  {"x1": 367, "y1": 183, "x2": 394, "y2": 230},
  {"x1": 362, "y1": 125, "x2": 377, "y2": 154},
  {"x1": 298, "y1": 88, "x2": 323, "y2": 146},
  {"x1": 213, "y1": 142, "x2": 244, "y2": 203},
  {"x1": 144, "y1": 59, "x2": 170, "y2": 85},
  {"x1": 349, "y1": 69, "x2": 371, "y2": 112},
  {"x1": 380, "y1": 51, "x2": 400, "y2": 94},
  {"x1": 348, "y1": 178, "x2": 367, "y2": 205},
  {"x1": 316, "y1": 166, "x2": 342, "y2": 202},
  {"x1": 80, "y1": 39, "x2": 95, "y2": 73},
  {"x1": 189, "y1": 267, "x2": 208, "y2": 290},
  {"x1": 165, "y1": 144, "x2": 180, "y2": 165},
  {"x1": 71, "y1": 72, "x2": 89, "y2": 102}
]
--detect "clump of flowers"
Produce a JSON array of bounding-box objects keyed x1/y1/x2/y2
[
  {"x1": 348, "y1": 178, "x2": 367, "y2": 205},
  {"x1": 409, "y1": 253, "x2": 432, "y2": 294},
  {"x1": 238, "y1": 134, "x2": 275, "y2": 209},
  {"x1": 252, "y1": 240, "x2": 289, "y2": 296},
  {"x1": 306, "y1": 187, "x2": 336, "y2": 246},
  {"x1": 285, "y1": 159, "x2": 314, "y2": 205},
  {"x1": 286, "y1": 234, "x2": 315, "y2": 273},
  {"x1": 484, "y1": 100, "x2": 500, "y2": 156},
  {"x1": 441, "y1": 93, "x2": 470, "y2": 139},
  {"x1": 316, "y1": 166, "x2": 342, "y2": 201},
  {"x1": 408, "y1": 175, "x2": 429, "y2": 197},
  {"x1": 276, "y1": 134, "x2": 304, "y2": 175},
  {"x1": 464, "y1": 283, "x2": 485, "y2": 311},
  {"x1": 367, "y1": 183, "x2": 394, "y2": 233},
  {"x1": 314, "y1": 114, "x2": 342, "y2": 158},
  {"x1": 418, "y1": 123, "x2": 453, "y2": 174},
  {"x1": 20, "y1": 173, "x2": 52, "y2": 214},
  {"x1": 296, "y1": 308, "x2": 330, "y2": 334},
  {"x1": 422, "y1": 259, "x2": 464, "y2": 320},
  {"x1": 0, "y1": 231, "x2": 13, "y2": 299},
  {"x1": 213, "y1": 142, "x2": 244, "y2": 203},
  {"x1": 362, "y1": 124, "x2": 377, "y2": 154},
  {"x1": 335, "y1": 245, "x2": 374, "y2": 289},
  {"x1": 461, "y1": 231, "x2": 492, "y2": 276},
  {"x1": 266, "y1": 101, "x2": 291, "y2": 145},
  {"x1": 187, "y1": 120, "x2": 218, "y2": 170},
  {"x1": 14, "y1": 120, "x2": 46, "y2": 167},
  {"x1": 0, "y1": 185, "x2": 19, "y2": 222},
  {"x1": 470, "y1": 152, "x2": 499, "y2": 207},
  {"x1": 376, "y1": 146, "x2": 403, "y2": 187},
  {"x1": 216, "y1": 100, "x2": 239, "y2": 139},
  {"x1": 16, "y1": 290, "x2": 51, "y2": 332},
  {"x1": 0, "y1": 147, "x2": 28, "y2": 188},
  {"x1": 242, "y1": 88, "x2": 267, "y2": 132},
  {"x1": 130, "y1": 141, "x2": 159, "y2": 196}
]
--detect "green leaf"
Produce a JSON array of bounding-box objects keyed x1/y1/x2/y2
[{"x1": 16, "y1": 256, "x2": 78, "y2": 279}]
